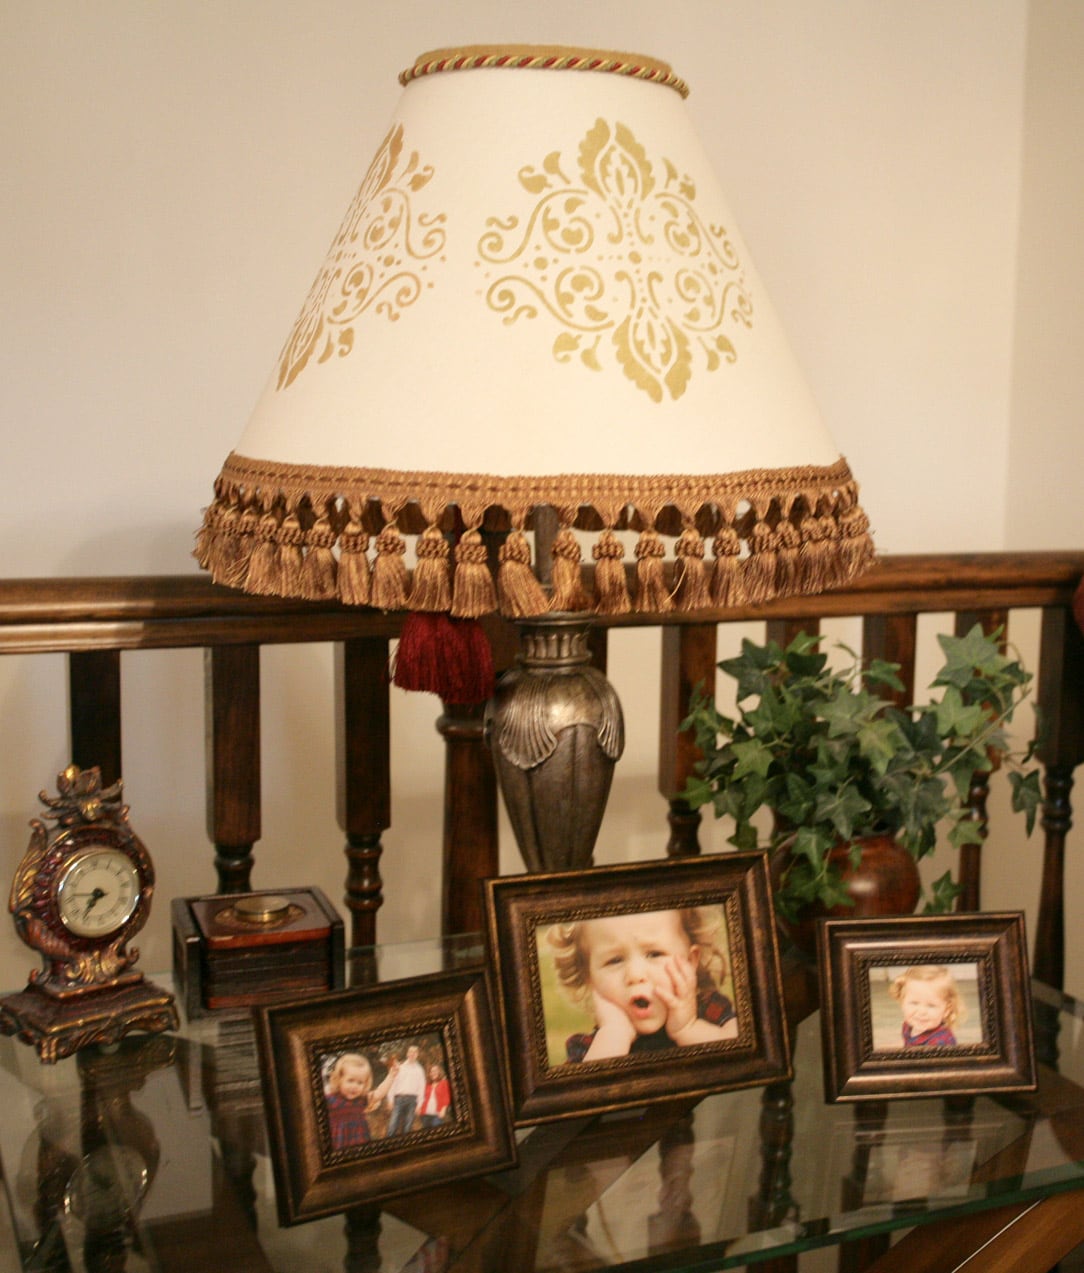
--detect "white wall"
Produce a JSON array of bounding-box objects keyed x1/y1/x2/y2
[
  {"x1": 2, "y1": 4, "x2": 1080, "y2": 992},
  {"x1": 1007, "y1": 1, "x2": 1084, "y2": 549}
]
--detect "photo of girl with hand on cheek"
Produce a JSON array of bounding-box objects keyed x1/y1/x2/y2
[{"x1": 544, "y1": 905, "x2": 738, "y2": 1063}]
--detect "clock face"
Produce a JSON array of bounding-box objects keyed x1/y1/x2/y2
[{"x1": 56, "y1": 847, "x2": 142, "y2": 939}]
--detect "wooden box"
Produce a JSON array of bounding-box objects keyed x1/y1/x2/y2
[{"x1": 172, "y1": 888, "x2": 345, "y2": 1018}]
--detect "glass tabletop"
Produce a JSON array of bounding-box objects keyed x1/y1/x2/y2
[{"x1": 1, "y1": 943, "x2": 1083, "y2": 1273}]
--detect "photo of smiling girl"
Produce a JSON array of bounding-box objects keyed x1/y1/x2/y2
[
  {"x1": 542, "y1": 905, "x2": 738, "y2": 1063},
  {"x1": 868, "y1": 961, "x2": 984, "y2": 1052}
]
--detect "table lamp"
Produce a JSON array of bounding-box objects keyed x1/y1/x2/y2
[{"x1": 197, "y1": 45, "x2": 874, "y2": 873}]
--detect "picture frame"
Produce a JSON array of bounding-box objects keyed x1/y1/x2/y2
[
  {"x1": 253, "y1": 968, "x2": 517, "y2": 1224},
  {"x1": 484, "y1": 853, "x2": 791, "y2": 1125},
  {"x1": 817, "y1": 912, "x2": 1037, "y2": 1102}
]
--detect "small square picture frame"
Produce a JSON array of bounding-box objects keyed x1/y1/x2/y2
[
  {"x1": 484, "y1": 852, "x2": 791, "y2": 1125},
  {"x1": 254, "y1": 968, "x2": 516, "y2": 1224},
  {"x1": 817, "y1": 912, "x2": 1037, "y2": 1102}
]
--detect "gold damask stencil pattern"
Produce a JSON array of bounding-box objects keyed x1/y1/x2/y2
[
  {"x1": 478, "y1": 119, "x2": 753, "y2": 402},
  {"x1": 277, "y1": 125, "x2": 446, "y2": 390}
]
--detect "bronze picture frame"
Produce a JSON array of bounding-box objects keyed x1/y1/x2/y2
[
  {"x1": 817, "y1": 913, "x2": 1037, "y2": 1102},
  {"x1": 484, "y1": 853, "x2": 791, "y2": 1125},
  {"x1": 253, "y1": 968, "x2": 516, "y2": 1224}
]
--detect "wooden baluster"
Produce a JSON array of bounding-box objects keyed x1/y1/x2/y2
[
  {"x1": 861, "y1": 614, "x2": 916, "y2": 707},
  {"x1": 586, "y1": 622, "x2": 609, "y2": 675},
  {"x1": 68, "y1": 650, "x2": 122, "y2": 785},
  {"x1": 204, "y1": 645, "x2": 260, "y2": 893},
  {"x1": 837, "y1": 1101, "x2": 892, "y2": 1273},
  {"x1": 438, "y1": 699, "x2": 497, "y2": 938},
  {"x1": 647, "y1": 1113, "x2": 700, "y2": 1256},
  {"x1": 747, "y1": 1078, "x2": 798, "y2": 1273},
  {"x1": 766, "y1": 617, "x2": 821, "y2": 653},
  {"x1": 952, "y1": 610, "x2": 1007, "y2": 911},
  {"x1": 658, "y1": 624, "x2": 716, "y2": 858},
  {"x1": 1034, "y1": 605, "x2": 1084, "y2": 993},
  {"x1": 439, "y1": 614, "x2": 518, "y2": 938},
  {"x1": 336, "y1": 638, "x2": 390, "y2": 954},
  {"x1": 342, "y1": 1204, "x2": 383, "y2": 1273}
]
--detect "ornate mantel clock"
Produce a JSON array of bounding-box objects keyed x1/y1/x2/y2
[{"x1": 0, "y1": 765, "x2": 178, "y2": 1062}]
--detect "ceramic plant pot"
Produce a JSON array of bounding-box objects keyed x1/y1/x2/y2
[{"x1": 771, "y1": 832, "x2": 921, "y2": 957}]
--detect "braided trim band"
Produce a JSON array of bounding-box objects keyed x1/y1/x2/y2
[
  {"x1": 213, "y1": 454, "x2": 859, "y2": 530},
  {"x1": 399, "y1": 46, "x2": 690, "y2": 99}
]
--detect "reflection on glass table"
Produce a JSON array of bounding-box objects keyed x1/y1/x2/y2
[{"x1": 1, "y1": 940, "x2": 1084, "y2": 1272}]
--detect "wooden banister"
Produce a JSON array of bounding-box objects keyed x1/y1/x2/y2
[
  {"x1": 2, "y1": 552, "x2": 1082, "y2": 971},
  {"x1": 2, "y1": 553, "x2": 1082, "y2": 645}
]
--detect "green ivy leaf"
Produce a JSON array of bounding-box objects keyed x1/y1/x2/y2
[
  {"x1": 730, "y1": 738, "x2": 776, "y2": 780},
  {"x1": 932, "y1": 685, "x2": 988, "y2": 739},
  {"x1": 789, "y1": 825, "x2": 831, "y2": 866},
  {"x1": 682, "y1": 775, "x2": 715, "y2": 809},
  {"x1": 865, "y1": 658, "x2": 906, "y2": 693},
  {"x1": 935, "y1": 624, "x2": 1006, "y2": 687},
  {"x1": 948, "y1": 818, "x2": 985, "y2": 848},
  {"x1": 814, "y1": 785, "x2": 872, "y2": 841},
  {"x1": 923, "y1": 870, "x2": 962, "y2": 914},
  {"x1": 855, "y1": 717, "x2": 903, "y2": 775},
  {"x1": 1009, "y1": 769, "x2": 1042, "y2": 834}
]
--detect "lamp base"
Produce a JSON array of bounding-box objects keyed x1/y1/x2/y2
[{"x1": 484, "y1": 615, "x2": 624, "y2": 873}]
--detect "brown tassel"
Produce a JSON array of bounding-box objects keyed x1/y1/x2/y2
[
  {"x1": 410, "y1": 525, "x2": 453, "y2": 612},
  {"x1": 549, "y1": 527, "x2": 591, "y2": 612},
  {"x1": 370, "y1": 524, "x2": 410, "y2": 611},
  {"x1": 244, "y1": 505, "x2": 285, "y2": 596},
  {"x1": 795, "y1": 511, "x2": 832, "y2": 592},
  {"x1": 205, "y1": 502, "x2": 231, "y2": 576},
  {"x1": 195, "y1": 479, "x2": 231, "y2": 569},
  {"x1": 299, "y1": 506, "x2": 337, "y2": 600},
  {"x1": 194, "y1": 503, "x2": 219, "y2": 570},
  {"x1": 775, "y1": 519, "x2": 802, "y2": 596},
  {"x1": 710, "y1": 525, "x2": 748, "y2": 606},
  {"x1": 269, "y1": 501, "x2": 302, "y2": 595},
  {"x1": 234, "y1": 502, "x2": 266, "y2": 588},
  {"x1": 634, "y1": 529, "x2": 673, "y2": 613},
  {"x1": 672, "y1": 527, "x2": 710, "y2": 611},
  {"x1": 592, "y1": 530, "x2": 630, "y2": 614},
  {"x1": 217, "y1": 501, "x2": 258, "y2": 589},
  {"x1": 497, "y1": 530, "x2": 548, "y2": 617},
  {"x1": 451, "y1": 529, "x2": 497, "y2": 618},
  {"x1": 742, "y1": 521, "x2": 780, "y2": 604},
  {"x1": 839, "y1": 503, "x2": 875, "y2": 580},
  {"x1": 338, "y1": 516, "x2": 371, "y2": 606}
]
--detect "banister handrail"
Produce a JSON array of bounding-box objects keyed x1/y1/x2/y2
[{"x1": 2, "y1": 551, "x2": 1082, "y2": 651}]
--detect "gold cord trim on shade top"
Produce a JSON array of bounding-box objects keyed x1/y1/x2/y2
[
  {"x1": 195, "y1": 454, "x2": 875, "y2": 619},
  {"x1": 400, "y1": 46, "x2": 690, "y2": 99}
]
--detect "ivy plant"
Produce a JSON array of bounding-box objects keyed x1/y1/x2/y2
[{"x1": 683, "y1": 625, "x2": 1042, "y2": 920}]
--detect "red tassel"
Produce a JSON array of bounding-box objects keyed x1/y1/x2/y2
[{"x1": 392, "y1": 612, "x2": 495, "y2": 705}]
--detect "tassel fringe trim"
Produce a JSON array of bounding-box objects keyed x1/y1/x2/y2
[{"x1": 196, "y1": 453, "x2": 876, "y2": 616}]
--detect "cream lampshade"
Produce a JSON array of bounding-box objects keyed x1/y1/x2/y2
[{"x1": 196, "y1": 46, "x2": 875, "y2": 872}]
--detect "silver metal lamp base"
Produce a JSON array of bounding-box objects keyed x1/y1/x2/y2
[{"x1": 484, "y1": 615, "x2": 625, "y2": 873}]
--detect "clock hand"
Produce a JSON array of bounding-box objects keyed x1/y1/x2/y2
[{"x1": 81, "y1": 887, "x2": 107, "y2": 917}]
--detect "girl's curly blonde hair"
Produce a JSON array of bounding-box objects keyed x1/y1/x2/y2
[
  {"x1": 889, "y1": 965, "x2": 965, "y2": 1029},
  {"x1": 325, "y1": 1051, "x2": 373, "y2": 1096},
  {"x1": 545, "y1": 906, "x2": 728, "y2": 1006}
]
